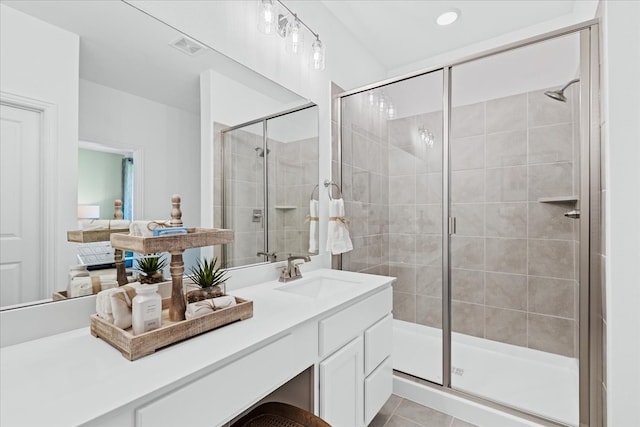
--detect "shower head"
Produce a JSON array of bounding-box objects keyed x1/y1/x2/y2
[
  {"x1": 544, "y1": 78, "x2": 580, "y2": 102},
  {"x1": 254, "y1": 147, "x2": 271, "y2": 157}
]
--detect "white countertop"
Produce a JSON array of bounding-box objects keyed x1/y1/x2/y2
[{"x1": 0, "y1": 269, "x2": 393, "y2": 427}]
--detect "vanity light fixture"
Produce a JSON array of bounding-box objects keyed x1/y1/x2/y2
[
  {"x1": 257, "y1": 0, "x2": 325, "y2": 69},
  {"x1": 419, "y1": 126, "x2": 435, "y2": 147},
  {"x1": 436, "y1": 9, "x2": 460, "y2": 26}
]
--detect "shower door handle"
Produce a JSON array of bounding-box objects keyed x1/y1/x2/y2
[
  {"x1": 448, "y1": 217, "x2": 457, "y2": 235},
  {"x1": 564, "y1": 210, "x2": 580, "y2": 219}
]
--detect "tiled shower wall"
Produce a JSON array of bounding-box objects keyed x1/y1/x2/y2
[
  {"x1": 338, "y1": 94, "x2": 390, "y2": 277},
  {"x1": 339, "y1": 86, "x2": 580, "y2": 358}
]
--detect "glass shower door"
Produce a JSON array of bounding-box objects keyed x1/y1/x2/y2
[
  {"x1": 339, "y1": 70, "x2": 445, "y2": 384},
  {"x1": 448, "y1": 32, "x2": 582, "y2": 425},
  {"x1": 222, "y1": 122, "x2": 266, "y2": 268}
]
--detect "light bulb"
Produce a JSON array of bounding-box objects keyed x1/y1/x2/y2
[
  {"x1": 257, "y1": 0, "x2": 276, "y2": 35},
  {"x1": 286, "y1": 17, "x2": 304, "y2": 55},
  {"x1": 311, "y1": 37, "x2": 325, "y2": 70}
]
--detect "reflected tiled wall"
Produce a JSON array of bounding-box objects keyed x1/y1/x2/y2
[
  {"x1": 268, "y1": 137, "x2": 319, "y2": 257},
  {"x1": 214, "y1": 126, "x2": 319, "y2": 267},
  {"x1": 339, "y1": 85, "x2": 580, "y2": 358}
]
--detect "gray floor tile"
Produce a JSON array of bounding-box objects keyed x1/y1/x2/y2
[
  {"x1": 394, "y1": 399, "x2": 454, "y2": 427},
  {"x1": 385, "y1": 415, "x2": 424, "y2": 427}
]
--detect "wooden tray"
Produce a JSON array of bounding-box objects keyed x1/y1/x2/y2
[
  {"x1": 110, "y1": 228, "x2": 234, "y2": 254},
  {"x1": 90, "y1": 296, "x2": 252, "y2": 361},
  {"x1": 67, "y1": 228, "x2": 130, "y2": 243}
]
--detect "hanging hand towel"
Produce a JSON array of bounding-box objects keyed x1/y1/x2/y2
[
  {"x1": 307, "y1": 199, "x2": 319, "y2": 253},
  {"x1": 326, "y1": 198, "x2": 353, "y2": 255}
]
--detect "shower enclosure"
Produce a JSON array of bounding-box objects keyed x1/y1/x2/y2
[{"x1": 335, "y1": 26, "x2": 600, "y2": 427}]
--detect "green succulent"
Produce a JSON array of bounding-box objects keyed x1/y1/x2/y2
[
  {"x1": 187, "y1": 257, "x2": 228, "y2": 289},
  {"x1": 135, "y1": 254, "x2": 167, "y2": 276}
]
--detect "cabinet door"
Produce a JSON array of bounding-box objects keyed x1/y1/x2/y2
[{"x1": 319, "y1": 337, "x2": 364, "y2": 427}]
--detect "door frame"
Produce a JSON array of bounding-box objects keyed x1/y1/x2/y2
[
  {"x1": 1, "y1": 91, "x2": 58, "y2": 298},
  {"x1": 334, "y1": 21, "x2": 602, "y2": 427}
]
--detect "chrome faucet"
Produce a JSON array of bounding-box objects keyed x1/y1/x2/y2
[{"x1": 279, "y1": 255, "x2": 311, "y2": 282}]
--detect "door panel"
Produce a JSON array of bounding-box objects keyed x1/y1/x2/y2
[{"x1": 0, "y1": 104, "x2": 42, "y2": 306}]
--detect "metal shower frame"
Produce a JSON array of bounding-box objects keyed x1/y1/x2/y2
[{"x1": 334, "y1": 20, "x2": 601, "y2": 427}]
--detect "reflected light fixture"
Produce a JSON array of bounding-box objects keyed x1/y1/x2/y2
[
  {"x1": 387, "y1": 102, "x2": 396, "y2": 119},
  {"x1": 378, "y1": 93, "x2": 387, "y2": 113},
  {"x1": 258, "y1": 0, "x2": 324, "y2": 69},
  {"x1": 419, "y1": 126, "x2": 435, "y2": 147},
  {"x1": 257, "y1": 0, "x2": 276, "y2": 34},
  {"x1": 437, "y1": 9, "x2": 460, "y2": 26}
]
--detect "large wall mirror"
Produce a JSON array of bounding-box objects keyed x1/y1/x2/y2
[{"x1": 0, "y1": 0, "x2": 318, "y2": 311}]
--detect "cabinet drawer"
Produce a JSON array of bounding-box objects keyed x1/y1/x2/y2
[
  {"x1": 136, "y1": 322, "x2": 316, "y2": 427},
  {"x1": 319, "y1": 286, "x2": 392, "y2": 358},
  {"x1": 364, "y1": 314, "x2": 392, "y2": 376},
  {"x1": 364, "y1": 356, "x2": 393, "y2": 426}
]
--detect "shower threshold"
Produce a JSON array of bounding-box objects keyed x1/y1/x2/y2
[{"x1": 393, "y1": 320, "x2": 579, "y2": 426}]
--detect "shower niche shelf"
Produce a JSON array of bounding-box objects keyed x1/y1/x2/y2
[{"x1": 537, "y1": 196, "x2": 579, "y2": 203}]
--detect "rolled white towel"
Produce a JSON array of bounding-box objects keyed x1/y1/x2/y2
[
  {"x1": 129, "y1": 220, "x2": 169, "y2": 237},
  {"x1": 96, "y1": 288, "x2": 118, "y2": 323},
  {"x1": 185, "y1": 296, "x2": 237, "y2": 320},
  {"x1": 109, "y1": 282, "x2": 142, "y2": 329}
]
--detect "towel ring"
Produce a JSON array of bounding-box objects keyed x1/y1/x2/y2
[
  {"x1": 310, "y1": 184, "x2": 320, "y2": 201},
  {"x1": 324, "y1": 179, "x2": 343, "y2": 200}
]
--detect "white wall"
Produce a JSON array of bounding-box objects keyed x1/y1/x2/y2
[
  {"x1": 0, "y1": 4, "x2": 79, "y2": 292},
  {"x1": 601, "y1": 1, "x2": 640, "y2": 426},
  {"x1": 79, "y1": 79, "x2": 200, "y2": 226}
]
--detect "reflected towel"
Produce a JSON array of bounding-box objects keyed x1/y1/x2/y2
[
  {"x1": 80, "y1": 219, "x2": 130, "y2": 230},
  {"x1": 129, "y1": 220, "x2": 170, "y2": 237},
  {"x1": 308, "y1": 199, "x2": 319, "y2": 253},
  {"x1": 185, "y1": 296, "x2": 237, "y2": 320},
  {"x1": 326, "y1": 198, "x2": 353, "y2": 255}
]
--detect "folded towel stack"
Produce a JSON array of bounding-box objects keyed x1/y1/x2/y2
[
  {"x1": 79, "y1": 219, "x2": 131, "y2": 230},
  {"x1": 96, "y1": 282, "x2": 142, "y2": 329},
  {"x1": 129, "y1": 220, "x2": 170, "y2": 237},
  {"x1": 185, "y1": 296, "x2": 236, "y2": 320}
]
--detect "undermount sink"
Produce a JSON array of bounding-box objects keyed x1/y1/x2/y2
[{"x1": 275, "y1": 276, "x2": 362, "y2": 299}]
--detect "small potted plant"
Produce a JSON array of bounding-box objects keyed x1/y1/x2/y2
[
  {"x1": 135, "y1": 254, "x2": 167, "y2": 284},
  {"x1": 186, "y1": 257, "x2": 228, "y2": 303}
]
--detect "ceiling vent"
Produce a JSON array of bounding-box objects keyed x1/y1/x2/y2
[{"x1": 169, "y1": 36, "x2": 206, "y2": 56}]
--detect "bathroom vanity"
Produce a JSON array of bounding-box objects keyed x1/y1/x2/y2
[{"x1": 0, "y1": 269, "x2": 393, "y2": 427}]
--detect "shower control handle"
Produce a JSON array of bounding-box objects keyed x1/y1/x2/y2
[{"x1": 564, "y1": 210, "x2": 581, "y2": 219}]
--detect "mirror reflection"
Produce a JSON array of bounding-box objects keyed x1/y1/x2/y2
[
  {"x1": 218, "y1": 105, "x2": 319, "y2": 268},
  {"x1": 0, "y1": 0, "x2": 318, "y2": 310}
]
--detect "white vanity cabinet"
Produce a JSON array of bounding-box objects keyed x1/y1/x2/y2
[
  {"x1": 318, "y1": 287, "x2": 393, "y2": 427},
  {"x1": 0, "y1": 269, "x2": 395, "y2": 427}
]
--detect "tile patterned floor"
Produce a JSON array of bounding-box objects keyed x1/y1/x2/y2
[{"x1": 369, "y1": 394, "x2": 479, "y2": 427}]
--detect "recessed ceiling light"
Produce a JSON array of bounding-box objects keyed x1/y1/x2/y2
[{"x1": 437, "y1": 9, "x2": 460, "y2": 26}]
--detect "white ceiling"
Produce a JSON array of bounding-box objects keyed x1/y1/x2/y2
[{"x1": 320, "y1": 0, "x2": 581, "y2": 72}]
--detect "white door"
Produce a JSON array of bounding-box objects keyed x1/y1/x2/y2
[
  {"x1": 319, "y1": 336, "x2": 364, "y2": 427},
  {"x1": 0, "y1": 104, "x2": 42, "y2": 306}
]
